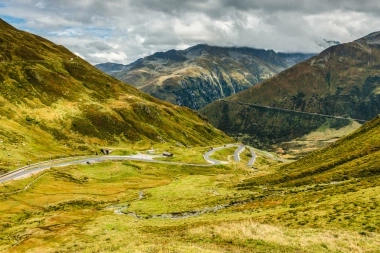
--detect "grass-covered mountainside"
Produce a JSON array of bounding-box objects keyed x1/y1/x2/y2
[
  {"x1": 96, "y1": 45, "x2": 313, "y2": 109},
  {"x1": 0, "y1": 117, "x2": 379, "y2": 252},
  {"x1": 201, "y1": 32, "x2": 380, "y2": 148},
  {"x1": 0, "y1": 19, "x2": 231, "y2": 174},
  {"x1": 240, "y1": 115, "x2": 380, "y2": 188}
]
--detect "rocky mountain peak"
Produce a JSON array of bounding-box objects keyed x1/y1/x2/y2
[{"x1": 96, "y1": 45, "x2": 314, "y2": 109}]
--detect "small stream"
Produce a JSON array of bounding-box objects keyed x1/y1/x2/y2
[{"x1": 107, "y1": 200, "x2": 249, "y2": 220}]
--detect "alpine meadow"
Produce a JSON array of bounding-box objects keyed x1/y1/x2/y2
[{"x1": 1, "y1": 1, "x2": 380, "y2": 253}]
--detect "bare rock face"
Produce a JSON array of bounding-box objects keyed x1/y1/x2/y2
[{"x1": 96, "y1": 45, "x2": 314, "y2": 109}]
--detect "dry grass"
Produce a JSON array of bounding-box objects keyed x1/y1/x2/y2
[
  {"x1": 1, "y1": 154, "x2": 380, "y2": 252},
  {"x1": 1, "y1": 118, "x2": 380, "y2": 252},
  {"x1": 275, "y1": 120, "x2": 362, "y2": 158},
  {"x1": 190, "y1": 220, "x2": 380, "y2": 253}
]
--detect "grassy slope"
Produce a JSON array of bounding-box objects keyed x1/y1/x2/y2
[
  {"x1": 0, "y1": 19, "x2": 231, "y2": 173},
  {"x1": 240, "y1": 115, "x2": 380, "y2": 187},
  {"x1": 235, "y1": 116, "x2": 380, "y2": 235},
  {"x1": 200, "y1": 99, "x2": 357, "y2": 149},
  {"x1": 1, "y1": 117, "x2": 380, "y2": 252}
]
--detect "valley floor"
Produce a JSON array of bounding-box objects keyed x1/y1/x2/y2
[{"x1": 0, "y1": 146, "x2": 379, "y2": 253}]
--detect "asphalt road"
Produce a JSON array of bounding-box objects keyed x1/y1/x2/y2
[
  {"x1": 0, "y1": 154, "x2": 215, "y2": 184},
  {"x1": 203, "y1": 144, "x2": 237, "y2": 164},
  {"x1": 247, "y1": 148, "x2": 257, "y2": 166},
  {"x1": 1, "y1": 144, "x2": 257, "y2": 184},
  {"x1": 220, "y1": 99, "x2": 368, "y2": 123},
  {"x1": 234, "y1": 145, "x2": 245, "y2": 162}
]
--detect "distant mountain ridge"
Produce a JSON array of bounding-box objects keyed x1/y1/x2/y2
[
  {"x1": 96, "y1": 45, "x2": 314, "y2": 109},
  {"x1": 200, "y1": 31, "x2": 380, "y2": 148}
]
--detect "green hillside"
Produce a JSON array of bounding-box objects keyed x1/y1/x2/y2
[
  {"x1": 0, "y1": 19, "x2": 231, "y2": 174},
  {"x1": 240, "y1": 115, "x2": 380, "y2": 187}
]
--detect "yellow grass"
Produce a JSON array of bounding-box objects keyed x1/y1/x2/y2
[{"x1": 190, "y1": 220, "x2": 380, "y2": 253}]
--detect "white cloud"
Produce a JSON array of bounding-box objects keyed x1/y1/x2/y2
[
  {"x1": 74, "y1": 52, "x2": 86, "y2": 59},
  {"x1": 1, "y1": 0, "x2": 380, "y2": 64},
  {"x1": 35, "y1": 2, "x2": 46, "y2": 9},
  {"x1": 89, "y1": 51, "x2": 128, "y2": 64},
  {"x1": 51, "y1": 28, "x2": 83, "y2": 36}
]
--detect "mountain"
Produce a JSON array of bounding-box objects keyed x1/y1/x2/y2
[
  {"x1": 0, "y1": 19, "x2": 231, "y2": 174},
  {"x1": 96, "y1": 45, "x2": 314, "y2": 109},
  {"x1": 200, "y1": 32, "x2": 380, "y2": 149}
]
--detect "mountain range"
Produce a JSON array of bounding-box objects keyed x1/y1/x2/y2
[
  {"x1": 1, "y1": 17, "x2": 380, "y2": 253},
  {"x1": 0, "y1": 19, "x2": 230, "y2": 174},
  {"x1": 200, "y1": 32, "x2": 380, "y2": 148},
  {"x1": 96, "y1": 45, "x2": 314, "y2": 109}
]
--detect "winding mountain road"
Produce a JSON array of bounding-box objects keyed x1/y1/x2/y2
[
  {"x1": 203, "y1": 144, "x2": 237, "y2": 165},
  {"x1": 0, "y1": 144, "x2": 257, "y2": 184}
]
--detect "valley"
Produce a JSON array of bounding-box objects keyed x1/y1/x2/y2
[
  {"x1": 1, "y1": 116, "x2": 379, "y2": 252},
  {"x1": 0, "y1": 9, "x2": 380, "y2": 253}
]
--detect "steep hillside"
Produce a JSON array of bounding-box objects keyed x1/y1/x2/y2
[
  {"x1": 201, "y1": 100, "x2": 354, "y2": 149},
  {"x1": 96, "y1": 45, "x2": 313, "y2": 109},
  {"x1": 201, "y1": 32, "x2": 380, "y2": 148},
  {"x1": 0, "y1": 19, "x2": 231, "y2": 174},
  {"x1": 234, "y1": 115, "x2": 380, "y2": 237},
  {"x1": 241, "y1": 115, "x2": 380, "y2": 188}
]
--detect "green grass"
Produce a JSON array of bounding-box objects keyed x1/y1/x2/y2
[
  {"x1": 2, "y1": 115, "x2": 378, "y2": 252},
  {"x1": 0, "y1": 160, "x2": 249, "y2": 252},
  {"x1": 209, "y1": 147, "x2": 236, "y2": 161},
  {"x1": 240, "y1": 116, "x2": 380, "y2": 188},
  {"x1": 153, "y1": 145, "x2": 208, "y2": 164},
  {"x1": 0, "y1": 138, "x2": 380, "y2": 253}
]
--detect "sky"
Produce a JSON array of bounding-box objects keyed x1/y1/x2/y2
[{"x1": 1, "y1": 0, "x2": 380, "y2": 65}]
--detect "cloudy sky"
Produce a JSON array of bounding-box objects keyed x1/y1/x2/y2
[{"x1": 1, "y1": 0, "x2": 380, "y2": 64}]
